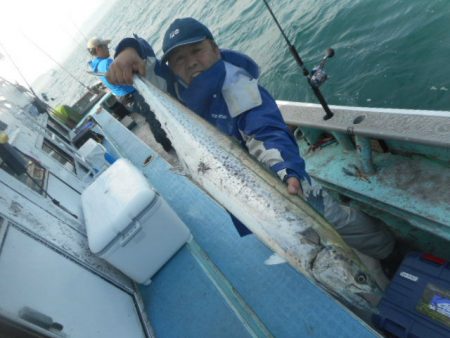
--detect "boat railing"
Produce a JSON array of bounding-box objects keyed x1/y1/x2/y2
[{"x1": 278, "y1": 101, "x2": 450, "y2": 148}]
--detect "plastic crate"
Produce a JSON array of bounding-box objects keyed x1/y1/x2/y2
[{"x1": 373, "y1": 251, "x2": 450, "y2": 338}]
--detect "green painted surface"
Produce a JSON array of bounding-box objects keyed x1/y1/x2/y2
[{"x1": 296, "y1": 132, "x2": 450, "y2": 258}]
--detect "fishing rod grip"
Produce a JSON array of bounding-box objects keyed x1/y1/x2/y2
[
  {"x1": 289, "y1": 46, "x2": 309, "y2": 76},
  {"x1": 310, "y1": 85, "x2": 334, "y2": 120}
]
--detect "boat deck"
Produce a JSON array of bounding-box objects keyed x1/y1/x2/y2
[{"x1": 92, "y1": 109, "x2": 380, "y2": 337}]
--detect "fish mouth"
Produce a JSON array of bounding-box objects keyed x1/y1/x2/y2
[{"x1": 356, "y1": 291, "x2": 382, "y2": 307}]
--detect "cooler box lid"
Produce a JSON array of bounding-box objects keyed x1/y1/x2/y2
[{"x1": 81, "y1": 158, "x2": 156, "y2": 253}]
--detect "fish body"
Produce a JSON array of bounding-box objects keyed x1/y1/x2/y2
[{"x1": 134, "y1": 77, "x2": 382, "y2": 311}]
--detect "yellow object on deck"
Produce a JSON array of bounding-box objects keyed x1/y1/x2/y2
[
  {"x1": 52, "y1": 105, "x2": 84, "y2": 128},
  {"x1": 0, "y1": 132, "x2": 9, "y2": 144}
]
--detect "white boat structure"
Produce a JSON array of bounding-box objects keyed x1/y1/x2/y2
[{"x1": 0, "y1": 74, "x2": 449, "y2": 337}]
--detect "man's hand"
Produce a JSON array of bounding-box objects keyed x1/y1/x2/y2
[
  {"x1": 107, "y1": 48, "x2": 146, "y2": 85},
  {"x1": 287, "y1": 176, "x2": 303, "y2": 196}
]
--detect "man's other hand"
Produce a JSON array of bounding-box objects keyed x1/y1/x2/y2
[{"x1": 287, "y1": 176, "x2": 303, "y2": 196}]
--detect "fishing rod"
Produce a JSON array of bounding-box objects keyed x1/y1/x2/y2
[
  {"x1": 0, "y1": 40, "x2": 60, "y2": 119},
  {"x1": 68, "y1": 15, "x2": 89, "y2": 42},
  {"x1": 23, "y1": 34, "x2": 97, "y2": 95},
  {"x1": 1, "y1": 40, "x2": 91, "y2": 140},
  {"x1": 58, "y1": 22, "x2": 86, "y2": 53},
  {"x1": 262, "y1": 0, "x2": 334, "y2": 120},
  {"x1": 0, "y1": 41, "x2": 39, "y2": 98}
]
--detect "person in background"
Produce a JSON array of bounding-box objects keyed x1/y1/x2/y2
[
  {"x1": 106, "y1": 18, "x2": 401, "y2": 278},
  {"x1": 87, "y1": 37, "x2": 172, "y2": 152}
]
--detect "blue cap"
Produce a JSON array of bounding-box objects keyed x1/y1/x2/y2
[{"x1": 162, "y1": 18, "x2": 214, "y2": 63}]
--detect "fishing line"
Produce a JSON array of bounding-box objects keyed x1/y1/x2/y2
[
  {"x1": 261, "y1": 0, "x2": 334, "y2": 120},
  {"x1": 0, "y1": 40, "x2": 62, "y2": 120},
  {"x1": 22, "y1": 33, "x2": 97, "y2": 95},
  {"x1": 0, "y1": 41, "x2": 39, "y2": 98},
  {"x1": 0, "y1": 40, "x2": 85, "y2": 131},
  {"x1": 58, "y1": 22, "x2": 86, "y2": 52},
  {"x1": 67, "y1": 15, "x2": 89, "y2": 42}
]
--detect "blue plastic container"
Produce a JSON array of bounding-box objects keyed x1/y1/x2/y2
[{"x1": 373, "y1": 251, "x2": 450, "y2": 338}]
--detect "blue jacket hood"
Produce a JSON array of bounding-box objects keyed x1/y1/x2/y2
[{"x1": 220, "y1": 49, "x2": 260, "y2": 79}]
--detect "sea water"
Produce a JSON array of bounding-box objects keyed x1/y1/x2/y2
[{"x1": 37, "y1": 0, "x2": 450, "y2": 111}]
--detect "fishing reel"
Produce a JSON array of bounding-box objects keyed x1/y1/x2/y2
[{"x1": 309, "y1": 48, "x2": 335, "y2": 88}]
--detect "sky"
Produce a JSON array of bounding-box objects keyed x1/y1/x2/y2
[{"x1": 0, "y1": 0, "x2": 110, "y2": 87}]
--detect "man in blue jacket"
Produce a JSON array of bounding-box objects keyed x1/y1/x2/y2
[
  {"x1": 87, "y1": 37, "x2": 172, "y2": 152},
  {"x1": 107, "y1": 18, "x2": 399, "y2": 273}
]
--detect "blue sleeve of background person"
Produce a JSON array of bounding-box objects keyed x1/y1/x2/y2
[
  {"x1": 236, "y1": 86, "x2": 308, "y2": 182},
  {"x1": 96, "y1": 58, "x2": 113, "y2": 73},
  {"x1": 95, "y1": 58, "x2": 135, "y2": 96}
]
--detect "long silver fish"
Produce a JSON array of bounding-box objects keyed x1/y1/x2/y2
[{"x1": 134, "y1": 76, "x2": 382, "y2": 312}]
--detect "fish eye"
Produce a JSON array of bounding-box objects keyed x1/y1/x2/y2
[{"x1": 355, "y1": 272, "x2": 368, "y2": 284}]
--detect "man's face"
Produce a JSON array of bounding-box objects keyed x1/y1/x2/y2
[
  {"x1": 168, "y1": 39, "x2": 220, "y2": 85},
  {"x1": 95, "y1": 44, "x2": 110, "y2": 58}
]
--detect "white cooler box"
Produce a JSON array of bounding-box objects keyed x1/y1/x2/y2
[{"x1": 81, "y1": 158, "x2": 191, "y2": 285}]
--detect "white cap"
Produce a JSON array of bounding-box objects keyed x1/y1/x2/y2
[{"x1": 87, "y1": 37, "x2": 111, "y2": 49}]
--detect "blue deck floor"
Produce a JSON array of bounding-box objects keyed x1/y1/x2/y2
[
  {"x1": 138, "y1": 157, "x2": 378, "y2": 338},
  {"x1": 96, "y1": 112, "x2": 380, "y2": 337}
]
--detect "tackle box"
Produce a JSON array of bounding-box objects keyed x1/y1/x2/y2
[
  {"x1": 372, "y1": 251, "x2": 450, "y2": 338},
  {"x1": 81, "y1": 158, "x2": 191, "y2": 285}
]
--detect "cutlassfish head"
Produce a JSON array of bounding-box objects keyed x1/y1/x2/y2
[{"x1": 312, "y1": 247, "x2": 383, "y2": 312}]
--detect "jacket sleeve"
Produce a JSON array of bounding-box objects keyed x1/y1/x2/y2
[
  {"x1": 236, "y1": 86, "x2": 308, "y2": 182},
  {"x1": 114, "y1": 35, "x2": 155, "y2": 59},
  {"x1": 114, "y1": 36, "x2": 173, "y2": 91}
]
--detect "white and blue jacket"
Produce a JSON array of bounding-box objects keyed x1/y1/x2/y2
[
  {"x1": 116, "y1": 37, "x2": 307, "y2": 182},
  {"x1": 116, "y1": 37, "x2": 308, "y2": 235}
]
